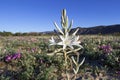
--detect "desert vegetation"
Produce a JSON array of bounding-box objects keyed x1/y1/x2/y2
[{"x1": 0, "y1": 9, "x2": 120, "y2": 80}]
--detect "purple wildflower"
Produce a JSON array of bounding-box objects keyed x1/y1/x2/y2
[
  {"x1": 17, "y1": 53, "x2": 21, "y2": 59},
  {"x1": 12, "y1": 54, "x2": 18, "y2": 60},
  {"x1": 116, "y1": 71, "x2": 120, "y2": 75},
  {"x1": 12, "y1": 53, "x2": 21, "y2": 60},
  {"x1": 5, "y1": 55, "x2": 12, "y2": 62},
  {"x1": 99, "y1": 44, "x2": 112, "y2": 54},
  {"x1": 5, "y1": 53, "x2": 21, "y2": 62},
  {"x1": 32, "y1": 48, "x2": 36, "y2": 52}
]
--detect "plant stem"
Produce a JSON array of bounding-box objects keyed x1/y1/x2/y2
[
  {"x1": 63, "y1": 50, "x2": 67, "y2": 65},
  {"x1": 63, "y1": 50, "x2": 70, "y2": 80}
]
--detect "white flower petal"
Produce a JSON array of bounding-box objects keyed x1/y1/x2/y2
[
  {"x1": 49, "y1": 37, "x2": 56, "y2": 45},
  {"x1": 68, "y1": 45, "x2": 74, "y2": 49},
  {"x1": 57, "y1": 41, "x2": 63, "y2": 45}
]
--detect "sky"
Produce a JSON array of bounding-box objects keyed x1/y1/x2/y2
[{"x1": 0, "y1": 0, "x2": 120, "y2": 33}]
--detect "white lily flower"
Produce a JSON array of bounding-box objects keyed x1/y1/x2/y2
[
  {"x1": 58, "y1": 33, "x2": 73, "y2": 49},
  {"x1": 49, "y1": 36, "x2": 56, "y2": 45},
  {"x1": 57, "y1": 29, "x2": 82, "y2": 50},
  {"x1": 49, "y1": 9, "x2": 83, "y2": 50}
]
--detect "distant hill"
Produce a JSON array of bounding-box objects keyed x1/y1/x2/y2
[
  {"x1": 0, "y1": 24, "x2": 120, "y2": 36},
  {"x1": 70, "y1": 24, "x2": 120, "y2": 34}
]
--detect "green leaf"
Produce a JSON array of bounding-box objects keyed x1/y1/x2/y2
[{"x1": 54, "y1": 22, "x2": 64, "y2": 35}]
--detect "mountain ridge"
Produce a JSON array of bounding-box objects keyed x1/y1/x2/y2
[{"x1": 70, "y1": 24, "x2": 120, "y2": 34}]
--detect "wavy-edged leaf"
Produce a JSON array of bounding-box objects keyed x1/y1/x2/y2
[
  {"x1": 54, "y1": 22, "x2": 64, "y2": 35},
  {"x1": 68, "y1": 20, "x2": 73, "y2": 32},
  {"x1": 73, "y1": 28, "x2": 79, "y2": 36},
  {"x1": 73, "y1": 68, "x2": 77, "y2": 74},
  {"x1": 79, "y1": 57, "x2": 85, "y2": 67},
  {"x1": 65, "y1": 16, "x2": 68, "y2": 28},
  {"x1": 71, "y1": 56, "x2": 77, "y2": 66}
]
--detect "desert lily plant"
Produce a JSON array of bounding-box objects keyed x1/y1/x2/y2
[{"x1": 49, "y1": 9, "x2": 85, "y2": 80}]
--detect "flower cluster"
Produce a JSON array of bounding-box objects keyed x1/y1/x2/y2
[
  {"x1": 49, "y1": 9, "x2": 83, "y2": 50},
  {"x1": 98, "y1": 44, "x2": 112, "y2": 54},
  {"x1": 5, "y1": 53, "x2": 21, "y2": 62}
]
